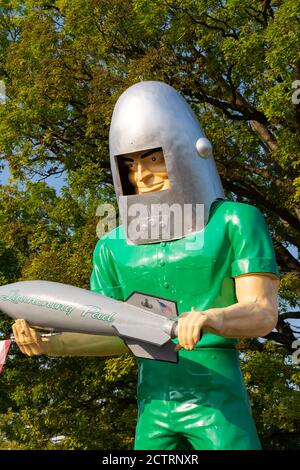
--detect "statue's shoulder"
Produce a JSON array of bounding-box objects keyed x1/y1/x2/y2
[
  {"x1": 94, "y1": 225, "x2": 127, "y2": 251},
  {"x1": 212, "y1": 200, "x2": 262, "y2": 218}
]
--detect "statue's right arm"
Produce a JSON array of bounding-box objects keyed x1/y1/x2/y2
[{"x1": 12, "y1": 319, "x2": 129, "y2": 357}]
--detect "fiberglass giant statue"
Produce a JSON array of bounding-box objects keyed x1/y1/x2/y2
[{"x1": 13, "y1": 81, "x2": 279, "y2": 450}]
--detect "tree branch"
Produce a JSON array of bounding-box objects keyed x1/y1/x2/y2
[
  {"x1": 279, "y1": 311, "x2": 300, "y2": 320},
  {"x1": 223, "y1": 179, "x2": 300, "y2": 235},
  {"x1": 167, "y1": 2, "x2": 239, "y2": 39},
  {"x1": 274, "y1": 242, "x2": 300, "y2": 272},
  {"x1": 250, "y1": 120, "x2": 277, "y2": 151},
  {"x1": 264, "y1": 330, "x2": 296, "y2": 353}
]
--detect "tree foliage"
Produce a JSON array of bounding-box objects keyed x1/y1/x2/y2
[{"x1": 0, "y1": 0, "x2": 299, "y2": 449}]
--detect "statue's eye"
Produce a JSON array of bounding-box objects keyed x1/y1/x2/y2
[
  {"x1": 128, "y1": 163, "x2": 133, "y2": 168},
  {"x1": 151, "y1": 157, "x2": 156, "y2": 162}
]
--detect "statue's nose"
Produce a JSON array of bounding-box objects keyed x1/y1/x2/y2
[{"x1": 136, "y1": 162, "x2": 151, "y2": 182}]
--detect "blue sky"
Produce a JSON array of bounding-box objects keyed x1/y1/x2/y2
[{"x1": 0, "y1": 160, "x2": 66, "y2": 193}]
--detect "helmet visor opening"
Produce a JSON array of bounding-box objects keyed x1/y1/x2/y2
[{"x1": 115, "y1": 147, "x2": 170, "y2": 196}]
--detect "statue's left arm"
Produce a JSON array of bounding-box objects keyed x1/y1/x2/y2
[
  {"x1": 178, "y1": 203, "x2": 280, "y2": 350},
  {"x1": 178, "y1": 273, "x2": 279, "y2": 350}
]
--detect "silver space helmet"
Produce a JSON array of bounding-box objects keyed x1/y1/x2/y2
[{"x1": 109, "y1": 81, "x2": 224, "y2": 244}]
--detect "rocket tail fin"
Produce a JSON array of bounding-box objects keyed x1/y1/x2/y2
[{"x1": 124, "y1": 339, "x2": 178, "y2": 363}]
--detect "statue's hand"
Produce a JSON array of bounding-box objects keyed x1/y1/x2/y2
[
  {"x1": 177, "y1": 309, "x2": 207, "y2": 351},
  {"x1": 12, "y1": 319, "x2": 51, "y2": 356}
]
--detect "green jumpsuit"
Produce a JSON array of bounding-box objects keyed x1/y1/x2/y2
[{"x1": 90, "y1": 200, "x2": 279, "y2": 450}]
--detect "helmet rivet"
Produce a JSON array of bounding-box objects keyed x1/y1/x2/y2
[{"x1": 196, "y1": 137, "x2": 212, "y2": 159}]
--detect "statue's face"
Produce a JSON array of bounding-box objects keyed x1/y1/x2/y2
[{"x1": 123, "y1": 149, "x2": 170, "y2": 195}]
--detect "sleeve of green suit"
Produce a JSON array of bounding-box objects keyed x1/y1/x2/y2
[
  {"x1": 90, "y1": 238, "x2": 123, "y2": 300},
  {"x1": 228, "y1": 204, "x2": 280, "y2": 278},
  {"x1": 47, "y1": 238, "x2": 128, "y2": 357}
]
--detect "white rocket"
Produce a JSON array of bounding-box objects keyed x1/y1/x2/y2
[{"x1": 0, "y1": 281, "x2": 179, "y2": 363}]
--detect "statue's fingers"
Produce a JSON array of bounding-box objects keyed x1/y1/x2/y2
[
  {"x1": 26, "y1": 342, "x2": 40, "y2": 356},
  {"x1": 17, "y1": 343, "x2": 30, "y2": 356},
  {"x1": 13, "y1": 320, "x2": 40, "y2": 355},
  {"x1": 23, "y1": 328, "x2": 43, "y2": 355},
  {"x1": 185, "y1": 321, "x2": 195, "y2": 349},
  {"x1": 177, "y1": 318, "x2": 185, "y2": 347},
  {"x1": 19, "y1": 322, "x2": 35, "y2": 352},
  {"x1": 192, "y1": 324, "x2": 201, "y2": 346},
  {"x1": 12, "y1": 320, "x2": 25, "y2": 346},
  {"x1": 18, "y1": 319, "x2": 31, "y2": 337},
  {"x1": 27, "y1": 326, "x2": 41, "y2": 344},
  {"x1": 16, "y1": 338, "x2": 34, "y2": 356},
  {"x1": 179, "y1": 318, "x2": 190, "y2": 350}
]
